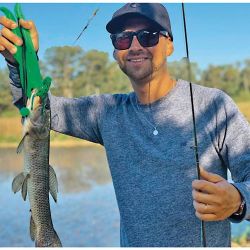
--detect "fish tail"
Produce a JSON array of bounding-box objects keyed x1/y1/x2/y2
[
  {"x1": 34, "y1": 228, "x2": 62, "y2": 247},
  {"x1": 48, "y1": 230, "x2": 62, "y2": 247},
  {"x1": 30, "y1": 209, "x2": 62, "y2": 247}
]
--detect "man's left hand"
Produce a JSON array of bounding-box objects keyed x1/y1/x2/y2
[{"x1": 192, "y1": 167, "x2": 242, "y2": 221}]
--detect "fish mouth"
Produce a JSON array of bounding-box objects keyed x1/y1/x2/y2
[{"x1": 24, "y1": 107, "x2": 50, "y2": 139}]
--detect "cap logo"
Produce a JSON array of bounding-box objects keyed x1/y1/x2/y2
[{"x1": 130, "y1": 3, "x2": 139, "y2": 8}]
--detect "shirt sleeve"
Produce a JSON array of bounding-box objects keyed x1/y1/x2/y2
[
  {"x1": 7, "y1": 60, "x2": 104, "y2": 144},
  {"x1": 49, "y1": 93, "x2": 104, "y2": 145},
  {"x1": 216, "y1": 91, "x2": 250, "y2": 222},
  {"x1": 7, "y1": 61, "x2": 25, "y2": 110}
]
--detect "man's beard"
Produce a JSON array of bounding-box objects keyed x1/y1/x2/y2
[
  {"x1": 120, "y1": 60, "x2": 153, "y2": 81},
  {"x1": 119, "y1": 50, "x2": 154, "y2": 82}
]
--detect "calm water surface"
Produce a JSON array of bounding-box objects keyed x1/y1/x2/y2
[
  {"x1": 0, "y1": 145, "x2": 119, "y2": 247},
  {"x1": 0, "y1": 146, "x2": 248, "y2": 246}
]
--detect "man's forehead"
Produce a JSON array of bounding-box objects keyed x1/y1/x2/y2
[{"x1": 121, "y1": 16, "x2": 155, "y2": 31}]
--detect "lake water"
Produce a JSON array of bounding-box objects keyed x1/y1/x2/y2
[
  {"x1": 0, "y1": 145, "x2": 120, "y2": 247},
  {"x1": 0, "y1": 146, "x2": 248, "y2": 247}
]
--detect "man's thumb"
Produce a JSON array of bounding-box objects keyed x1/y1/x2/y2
[{"x1": 199, "y1": 167, "x2": 224, "y2": 183}]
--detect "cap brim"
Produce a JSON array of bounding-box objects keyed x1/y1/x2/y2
[{"x1": 106, "y1": 13, "x2": 163, "y2": 34}]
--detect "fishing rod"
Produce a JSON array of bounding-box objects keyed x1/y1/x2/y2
[
  {"x1": 73, "y1": 8, "x2": 99, "y2": 44},
  {"x1": 181, "y1": 3, "x2": 207, "y2": 247}
]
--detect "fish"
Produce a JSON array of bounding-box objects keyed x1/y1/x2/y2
[{"x1": 12, "y1": 95, "x2": 62, "y2": 247}]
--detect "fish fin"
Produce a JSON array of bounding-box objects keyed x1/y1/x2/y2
[
  {"x1": 12, "y1": 172, "x2": 25, "y2": 193},
  {"x1": 16, "y1": 134, "x2": 28, "y2": 154},
  {"x1": 21, "y1": 174, "x2": 30, "y2": 201},
  {"x1": 30, "y1": 214, "x2": 36, "y2": 241},
  {"x1": 49, "y1": 165, "x2": 58, "y2": 203}
]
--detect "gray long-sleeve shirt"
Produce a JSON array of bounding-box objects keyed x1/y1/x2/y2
[{"x1": 8, "y1": 63, "x2": 250, "y2": 247}]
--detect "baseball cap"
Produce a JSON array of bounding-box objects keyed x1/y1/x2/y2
[{"x1": 106, "y1": 3, "x2": 173, "y2": 41}]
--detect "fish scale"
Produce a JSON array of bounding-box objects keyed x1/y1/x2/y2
[{"x1": 12, "y1": 103, "x2": 62, "y2": 247}]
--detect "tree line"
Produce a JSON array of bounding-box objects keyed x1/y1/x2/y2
[{"x1": 0, "y1": 46, "x2": 250, "y2": 113}]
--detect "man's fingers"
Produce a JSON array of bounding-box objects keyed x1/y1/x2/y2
[
  {"x1": 0, "y1": 17, "x2": 39, "y2": 52},
  {"x1": 1, "y1": 27, "x2": 23, "y2": 46},
  {"x1": 0, "y1": 17, "x2": 20, "y2": 58},
  {"x1": 19, "y1": 19, "x2": 39, "y2": 51},
  {"x1": 195, "y1": 211, "x2": 218, "y2": 221},
  {"x1": 200, "y1": 167, "x2": 224, "y2": 183},
  {"x1": 19, "y1": 18, "x2": 33, "y2": 29},
  {"x1": 0, "y1": 16, "x2": 17, "y2": 29},
  {"x1": 193, "y1": 200, "x2": 216, "y2": 214},
  {"x1": 192, "y1": 189, "x2": 219, "y2": 205},
  {"x1": 192, "y1": 179, "x2": 217, "y2": 194},
  {"x1": 0, "y1": 35, "x2": 16, "y2": 54}
]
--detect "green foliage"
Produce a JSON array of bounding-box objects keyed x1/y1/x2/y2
[
  {"x1": 43, "y1": 47, "x2": 131, "y2": 97},
  {"x1": 232, "y1": 225, "x2": 250, "y2": 246},
  {"x1": 1, "y1": 46, "x2": 250, "y2": 115},
  {"x1": 44, "y1": 46, "x2": 85, "y2": 97},
  {"x1": 0, "y1": 109, "x2": 18, "y2": 117},
  {"x1": 168, "y1": 59, "x2": 200, "y2": 82},
  {"x1": 240, "y1": 59, "x2": 250, "y2": 92},
  {"x1": 200, "y1": 64, "x2": 241, "y2": 96},
  {"x1": 0, "y1": 68, "x2": 14, "y2": 113},
  {"x1": 199, "y1": 59, "x2": 250, "y2": 98}
]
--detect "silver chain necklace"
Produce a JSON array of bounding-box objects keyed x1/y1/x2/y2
[
  {"x1": 135, "y1": 95, "x2": 159, "y2": 136},
  {"x1": 134, "y1": 80, "x2": 175, "y2": 136}
]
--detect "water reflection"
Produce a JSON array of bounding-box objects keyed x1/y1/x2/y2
[
  {"x1": 0, "y1": 146, "x2": 120, "y2": 247},
  {"x1": 50, "y1": 146, "x2": 112, "y2": 193},
  {"x1": 0, "y1": 145, "x2": 112, "y2": 193},
  {"x1": 0, "y1": 146, "x2": 248, "y2": 246}
]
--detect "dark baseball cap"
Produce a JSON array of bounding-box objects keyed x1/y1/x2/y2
[{"x1": 106, "y1": 3, "x2": 173, "y2": 41}]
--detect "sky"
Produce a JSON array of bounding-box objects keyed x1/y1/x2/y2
[{"x1": 0, "y1": 3, "x2": 250, "y2": 70}]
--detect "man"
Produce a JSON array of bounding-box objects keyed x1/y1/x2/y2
[{"x1": 1, "y1": 3, "x2": 250, "y2": 247}]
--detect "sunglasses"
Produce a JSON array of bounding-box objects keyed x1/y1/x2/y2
[{"x1": 110, "y1": 30, "x2": 169, "y2": 50}]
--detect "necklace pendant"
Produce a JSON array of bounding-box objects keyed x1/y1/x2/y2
[{"x1": 153, "y1": 129, "x2": 158, "y2": 136}]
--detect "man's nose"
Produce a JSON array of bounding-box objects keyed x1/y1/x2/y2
[{"x1": 129, "y1": 35, "x2": 143, "y2": 50}]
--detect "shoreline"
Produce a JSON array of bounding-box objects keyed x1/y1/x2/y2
[{"x1": 0, "y1": 140, "x2": 101, "y2": 148}]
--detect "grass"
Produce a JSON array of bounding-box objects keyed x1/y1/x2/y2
[
  {"x1": 0, "y1": 101, "x2": 249, "y2": 145},
  {"x1": 237, "y1": 102, "x2": 250, "y2": 121},
  {"x1": 0, "y1": 109, "x2": 19, "y2": 118},
  {"x1": 0, "y1": 116, "x2": 97, "y2": 147},
  {"x1": 0, "y1": 117, "x2": 22, "y2": 142}
]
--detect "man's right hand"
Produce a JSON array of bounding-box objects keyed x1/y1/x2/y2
[{"x1": 0, "y1": 16, "x2": 39, "y2": 64}]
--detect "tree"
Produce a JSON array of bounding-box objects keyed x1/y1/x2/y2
[
  {"x1": 73, "y1": 50, "x2": 110, "y2": 96},
  {"x1": 74, "y1": 50, "x2": 131, "y2": 96},
  {"x1": 168, "y1": 59, "x2": 200, "y2": 83},
  {"x1": 201, "y1": 64, "x2": 241, "y2": 96},
  {"x1": 240, "y1": 60, "x2": 250, "y2": 92},
  {"x1": 106, "y1": 62, "x2": 131, "y2": 93},
  {"x1": 44, "y1": 46, "x2": 84, "y2": 97},
  {"x1": 0, "y1": 68, "x2": 14, "y2": 113}
]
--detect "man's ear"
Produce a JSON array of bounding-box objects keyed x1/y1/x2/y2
[
  {"x1": 166, "y1": 39, "x2": 174, "y2": 57},
  {"x1": 113, "y1": 50, "x2": 118, "y2": 60}
]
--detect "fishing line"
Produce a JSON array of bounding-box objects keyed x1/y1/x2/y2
[
  {"x1": 73, "y1": 8, "x2": 99, "y2": 45},
  {"x1": 181, "y1": 3, "x2": 207, "y2": 247}
]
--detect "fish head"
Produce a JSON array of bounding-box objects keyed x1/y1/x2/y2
[{"x1": 24, "y1": 96, "x2": 50, "y2": 139}]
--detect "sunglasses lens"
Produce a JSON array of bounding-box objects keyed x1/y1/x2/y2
[
  {"x1": 138, "y1": 31, "x2": 159, "y2": 47},
  {"x1": 112, "y1": 32, "x2": 131, "y2": 50},
  {"x1": 111, "y1": 30, "x2": 160, "y2": 50}
]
